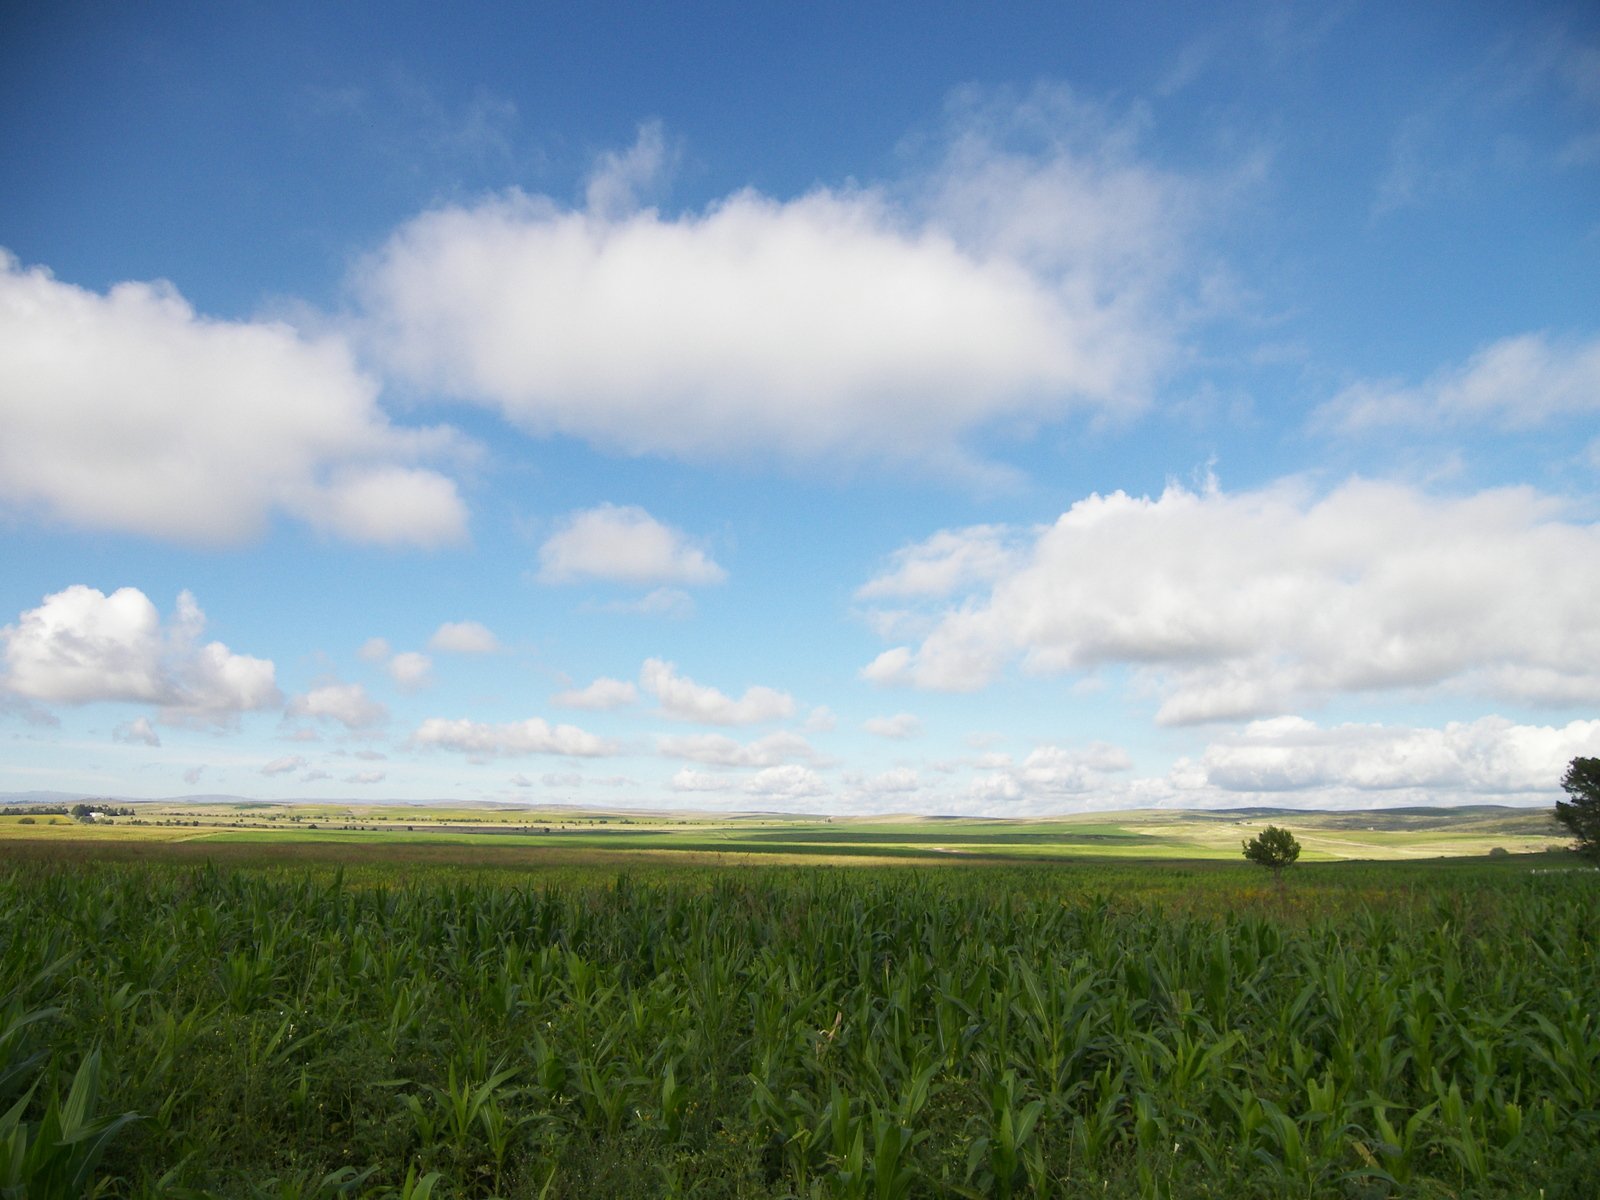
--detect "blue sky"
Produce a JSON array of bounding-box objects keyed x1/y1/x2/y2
[{"x1": 2, "y1": 1, "x2": 1598, "y2": 813}]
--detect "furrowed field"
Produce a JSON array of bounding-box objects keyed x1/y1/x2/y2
[{"x1": 2, "y1": 848, "x2": 1596, "y2": 1198}]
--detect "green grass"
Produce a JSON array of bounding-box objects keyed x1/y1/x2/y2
[
  {"x1": 1, "y1": 842, "x2": 1596, "y2": 1198},
  {"x1": 1, "y1": 801, "x2": 1568, "y2": 868}
]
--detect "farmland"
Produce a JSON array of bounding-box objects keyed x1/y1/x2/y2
[
  {"x1": 0, "y1": 799, "x2": 1567, "y2": 866},
  {"x1": 1, "y1": 809, "x2": 1595, "y2": 1197}
]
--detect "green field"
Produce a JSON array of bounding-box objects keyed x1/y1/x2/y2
[
  {"x1": 1, "y1": 809, "x2": 1596, "y2": 1199},
  {"x1": 0, "y1": 800, "x2": 1568, "y2": 868}
]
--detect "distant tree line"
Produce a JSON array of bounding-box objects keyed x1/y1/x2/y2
[{"x1": 3, "y1": 803, "x2": 137, "y2": 818}]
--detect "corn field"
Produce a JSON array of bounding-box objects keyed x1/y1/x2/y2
[{"x1": 1, "y1": 859, "x2": 1596, "y2": 1198}]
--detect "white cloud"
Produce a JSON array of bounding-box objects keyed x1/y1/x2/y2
[
  {"x1": 261, "y1": 755, "x2": 305, "y2": 776},
  {"x1": 311, "y1": 466, "x2": 469, "y2": 548},
  {"x1": 1187, "y1": 715, "x2": 1600, "y2": 801},
  {"x1": 864, "y1": 713, "x2": 923, "y2": 740},
  {"x1": 0, "y1": 252, "x2": 468, "y2": 546},
  {"x1": 585, "y1": 119, "x2": 675, "y2": 219},
  {"x1": 672, "y1": 764, "x2": 829, "y2": 803},
  {"x1": 2, "y1": 585, "x2": 279, "y2": 723},
  {"x1": 862, "y1": 477, "x2": 1600, "y2": 722},
  {"x1": 113, "y1": 716, "x2": 161, "y2": 747},
  {"x1": 670, "y1": 768, "x2": 738, "y2": 793},
  {"x1": 428, "y1": 620, "x2": 500, "y2": 654},
  {"x1": 388, "y1": 651, "x2": 433, "y2": 689},
  {"x1": 668, "y1": 764, "x2": 832, "y2": 803},
  {"x1": 357, "y1": 639, "x2": 433, "y2": 688},
  {"x1": 356, "y1": 93, "x2": 1200, "y2": 472},
  {"x1": 1018, "y1": 744, "x2": 1131, "y2": 794},
  {"x1": 410, "y1": 716, "x2": 614, "y2": 757},
  {"x1": 858, "y1": 525, "x2": 1025, "y2": 599},
  {"x1": 552, "y1": 677, "x2": 639, "y2": 710},
  {"x1": 345, "y1": 770, "x2": 386, "y2": 784},
  {"x1": 745, "y1": 765, "x2": 829, "y2": 801},
  {"x1": 804, "y1": 706, "x2": 838, "y2": 733},
  {"x1": 287, "y1": 683, "x2": 388, "y2": 730},
  {"x1": 861, "y1": 647, "x2": 915, "y2": 687},
  {"x1": 358, "y1": 637, "x2": 392, "y2": 663},
  {"x1": 656, "y1": 731, "x2": 816, "y2": 767},
  {"x1": 593, "y1": 588, "x2": 696, "y2": 619},
  {"x1": 956, "y1": 741, "x2": 1133, "y2": 806},
  {"x1": 538, "y1": 505, "x2": 725, "y2": 587},
  {"x1": 3, "y1": 587, "x2": 165, "y2": 704},
  {"x1": 1318, "y1": 332, "x2": 1600, "y2": 433},
  {"x1": 640, "y1": 658, "x2": 795, "y2": 725},
  {"x1": 860, "y1": 767, "x2": 921, "y2": 795}
]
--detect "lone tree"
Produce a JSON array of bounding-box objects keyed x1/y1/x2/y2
[
  {"x1": 1243, "y1": 825, "x2": 1301, "y2": 878},
  {"x1": 1556, "y1": 757, "x2": 1600, "y2": 863}
]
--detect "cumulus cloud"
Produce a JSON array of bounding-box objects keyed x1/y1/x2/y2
[
  {"x1": 864, "y1": 713, "x2": 923, "y2": 740},
  {"x1": 113, "y1": 716, "x2": 161, "y2": 747},
  {"x1": 804, "y1": 706, "x2": 838, "y2": 733},
  {"x1": 953, "y1": 742, "x2": 1134, "y2": 809},
  {"x1": 858, "y1": 767, "x2": 921, "y2": 795},
  {"x1": 287, "y1": 683, "x2": 388, "y2": 730},
  {"x1": 858, "y1": 525, "x2": 1026, "y2": 599},
  {"x1": 1016, "y1": 744, "x2": 1131, "y2": 794},
  {"x1": 261, "y1": 755, "x2": 305, "y2": 776},
  {"x1": 538, "y1": 505, "x2": 725, "y2": 586},
  {"x1": 358, "y1": 637, "x2": 392, "y2": 663},
  {"x1": 656, "y1": 730, "x2": 816, "y2": 767},
  {"x1": 745, "y1": 764, "x2": 829, "y2": 801},
  {"x1": 345, "y1": 770, "x2": 386, "y2": 784},
  {"x1": 640, "y1": 658, "x2": 795, "y2": 724},
  {"x1": 861, "y1": 477, "x2": 1600, "y2": 722},
  {"x1": 314, "y1": 466, "x2": 469, "y2": 548},
  {"x1": 356, "y1": 638, "x2": 432, "y2": 689},
  {"x1": 1182, "y1": 715, "x2": 1600, "y2": 802},
  {"x1": 585, "y1": 119, "x2": 675, "y2": 219},
  {"x1": 0, "y1": 252, "x2": 468, "y2": 545},
  {"x1": 552, "y1": 677, "x2": 639, "y2": 710},
  {"x1": 671, "y1": 764, "x2": 828, "y2": 802},
  {"x1": 2, "y1": 585, "x2": 279, "y2": 723},
  {"x1": 670, "y1": 768, "x2": 737, "y2": 794},
  {"x1": 388, "y1": 651, "x2": 433, "y2": 689},
  {"x1": 356, "y1": 91, "x2": 1201, "y2": 473},
  {"x1": 428, "y1": 620, "x2": 500, "y2": 654},
  {"x1": 1318, "y1": 332, "x2": 1600, "y2": 434},
  {"x1": 410, "y1": 715, "x2": 614, "y2": 757}
]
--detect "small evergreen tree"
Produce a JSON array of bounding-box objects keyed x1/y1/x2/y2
[
  {"x1": 1243, "y1": 825, "x2": 1301, "y2": 877},
  {"x1": 1555, "y1": 757, "x2": 1600, "y2": 863}
]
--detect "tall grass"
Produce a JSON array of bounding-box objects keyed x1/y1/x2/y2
[{"x1": 0, "y1": 858, "x2": 1594, "y2": 1197}]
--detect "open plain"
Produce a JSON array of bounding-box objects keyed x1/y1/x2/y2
[{"x1": 2, "y1": 802, "x2": 1594, "y2": 1198}]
